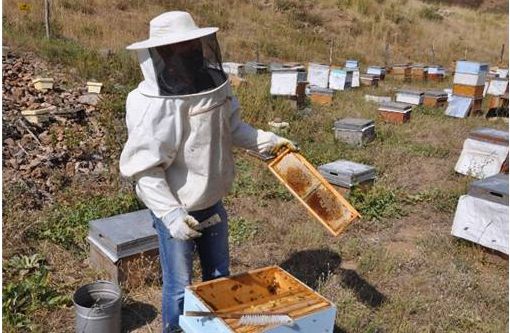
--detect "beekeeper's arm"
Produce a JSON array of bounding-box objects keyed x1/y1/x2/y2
[
  {"x1": 229, "y1": 96, "x2": 297, "y2": 154},
  {"x1": 119, "y1": 99, "x2": 200, "y2": 240}
]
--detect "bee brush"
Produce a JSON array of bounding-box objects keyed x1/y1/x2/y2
[{"x1": 185, "y1": 311, "x2": 295, "y2": 326}]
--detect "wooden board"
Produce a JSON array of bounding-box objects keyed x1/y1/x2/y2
[{"x1": 267, "y1": 149, "x2": 360, "y2": 236}]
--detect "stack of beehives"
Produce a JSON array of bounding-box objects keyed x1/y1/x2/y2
[
  {"x1": 390, "y1": 64, "x2": 411, "y2": 81},
  {"x1": 367, "y1": 66, "x2": 386, "y2": 80},
  {"x1": 345, "y1": 60, "x2": 360, "y2": 88},
  {"x1": 448, "y1": 60, "x2": 489, "y2": 117}
]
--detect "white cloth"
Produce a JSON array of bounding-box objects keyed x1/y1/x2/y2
[
  {"x1": 119, "y1": 49, "x2": 279, "y2": 218},
  {"x1": 454, "y1": 138, "x2": 509, "y2": 179},
  {"x1": 451, "y1": 195, "x2": 509, "y2": 254}
]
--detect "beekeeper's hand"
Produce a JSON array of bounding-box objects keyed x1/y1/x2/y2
[
  {"x1": 162, "y1": 208, "x2": 202, "y2": 241},
  {"x1": 270, "y1": 137, "x2": 299, "y2": 155}
]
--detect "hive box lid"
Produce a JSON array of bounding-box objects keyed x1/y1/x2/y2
[
  {"x1": 378, "y1": 101, "x2": 413, "y2": 113},
  {"x1": 397, "y1": 89, "x2": 424, "y2": 96},
  {"x1": 469, "y1": 128, "x2": 509, "y2": 146},
  {"x1": 468, "y1": 174, "x2": 509, "y2": 206},
  {"x1": 88, "y1": 209, "x2": 158, "y2": 261},
  {"x1": 345, "y1": 60, "x2": 359, "y2": 68},
  {"x1": 455, "y1": 60, "x2": 489, "y2": 74},
  {"x1": 318, "y1": 160, "x2": 376, "y2": 187},
  {"x1": 310, "y1": 86, "x2": 334, "y2": 95},
  {"x1": 424, "y1": 90, "x2": 448, "y2": 98},
  {"x1": 334, "y1": 118, "x2": 374, "y2": 130}
]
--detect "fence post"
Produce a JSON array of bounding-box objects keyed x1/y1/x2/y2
[{"x1": 44, "y1": 0, "x2": 51, "y2": 38}]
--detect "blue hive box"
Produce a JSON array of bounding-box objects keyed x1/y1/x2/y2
[{"x1": 179, "y1": 266, "x2": 337, "y2": 333}]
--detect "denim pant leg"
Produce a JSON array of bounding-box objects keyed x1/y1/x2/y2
[
  {"x1": 192, "y1": 202, "x2": 230, "y2": 281},
  {"x1": 152, "y1": 213, "x2": 194, "y2": 332}
]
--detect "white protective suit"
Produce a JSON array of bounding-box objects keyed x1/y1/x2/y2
[{"x1": 119, "y1": 49, "x2": 280, "y2": 218}]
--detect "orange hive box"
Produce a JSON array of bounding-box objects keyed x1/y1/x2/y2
[
  {"x1": 452, "y1": 84, "x2": 485, "y2": 99},
  {"x1": 267, "y1": 149, "x2": 360, "y2": 236}
]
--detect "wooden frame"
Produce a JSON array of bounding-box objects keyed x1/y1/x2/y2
[{"x1": 267, "y1": 149, "x2": 360, "y2": 236}]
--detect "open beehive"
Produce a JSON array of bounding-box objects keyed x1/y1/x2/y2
[
  {"x1": 180, "y1": 266, "x2": 336, "y2": 333},
  {"x1": 267, "y1": 149, "x2": 360, "y2": 236}
]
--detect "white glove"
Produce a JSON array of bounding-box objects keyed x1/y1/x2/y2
[
  {"x1": 161, "y1": 208, "x2": 202, "y2": 241},
  {"x1": 270, "y1": 137, "x2": 299, "y2": 155}
]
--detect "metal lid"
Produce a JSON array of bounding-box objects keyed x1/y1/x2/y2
[
  {"x1": 397, "y1": 89, "x2": 424, "y2": 95},
  {"x1": 88, "y1": 209, "x2": 158, "y2": 258},
  {"x1": 424, "y1": 90, "x2": 448, "y2": 97},
  {"x1": 378, "y1": 101, "x2": 413, "y2": 112},
  {"x1": 334, "y1": 118, "x2": 374, "y2": 130},
  {"x1": 469, "y1": 128, "x2": 509, "y2": 145}
]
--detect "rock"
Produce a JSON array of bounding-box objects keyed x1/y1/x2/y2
[{"x1": 78, "y1": 93, "x2": 101, "y2": 106}]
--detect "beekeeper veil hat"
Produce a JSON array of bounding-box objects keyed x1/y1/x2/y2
[{"x1": 127, "y1": 11, "x2": 227, "y2": 96}]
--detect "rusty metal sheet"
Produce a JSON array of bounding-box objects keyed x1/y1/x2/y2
[{"x1": 267, "y1": 149, "x2": 360, "y2": 236}]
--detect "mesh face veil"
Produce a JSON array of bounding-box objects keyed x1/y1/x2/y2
[{"x1": 148, "y1": 33, "x2": 227, "y2": 96}]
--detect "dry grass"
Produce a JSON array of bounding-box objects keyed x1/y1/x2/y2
[{"x1": 3, "y1": 0, "x2": 508, "y2": 66}]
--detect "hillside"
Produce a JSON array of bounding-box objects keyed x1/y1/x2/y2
[{"x1": 3, "y1": 0, "x2": 509, "y2": 68}]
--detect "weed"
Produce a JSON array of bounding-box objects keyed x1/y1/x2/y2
[
  {"x1": 2, "y1": 254, "x2": 69, "y2": 330},
  {"x1": 350, "y1": 186, "x2": 405, "y2": 221},
  {"x1": 229, "y1": 217, "x2": 258, "y2": 245},
  {"x1": 34, "y1": 192, "x2": 142, "y2": 254}
]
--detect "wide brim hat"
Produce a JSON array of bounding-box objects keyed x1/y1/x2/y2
[{"x1": 126, "y1": 11, "x2": 218, "y2": 50}]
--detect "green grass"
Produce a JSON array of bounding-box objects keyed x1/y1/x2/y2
[
  {"x1": 228, "y1": 216, "x2": 259, "y2": 245},
  {"x1": 2, "y1": 254, "x2": 69, "y2": 330},
  {"x1": 33, "y1": 192, "x2": 143, "y2": 254}
]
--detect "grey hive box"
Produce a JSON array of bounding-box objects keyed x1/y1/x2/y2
[
  {"x1": 87, "y1": 209, "x2": 160, "y2": 287},
  {"x1": 333, "y1": 118, "x2": 375, "y2": 146},
  {"x1": 468, "y1": 173, "x2": 509, "y2": 206},
  {"x1": 318, "y1": 160, "x2": 376, "y2": 188}
]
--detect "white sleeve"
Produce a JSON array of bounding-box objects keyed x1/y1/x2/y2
[
  {"x1": 229, "y1": 96, "x2": 280, "y2": 153},
  {"x1": 119, "y1": 96, "x2": 183, "y2": 218}
]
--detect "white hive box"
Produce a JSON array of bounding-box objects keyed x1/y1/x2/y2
[
  {"x1": 455, "y1": 128, "x2": 509, "y2": 179},
  {"x1": 329, "y1": 68, "x2": 348, "y2": 91},
  {"x1": 351, "y1": 69, "x2": 360, "y2": 88},
  {"x1": 487, "y1": 78, "x2": 509, "y2": 96},
  {"x1": 455, "y1": 60, "x2": 489, "y2": 74},
  {"x1": 364, "y1": 95, "x2": 391, "y2": 103},
  {"x1": 453, "y1": 72, "x2": 487, "y2": 86},
  {"x1": 87, "y1": 81, "x2": 103, "y2": 94},
  {"x1": 223, "y1": 62, "x2": 245, "y2": 77},
  {"x1": 451, "y1": 193, "x2": 508, "y2": 254},
  {"x1": 179, "y1": 266, "x2": 337, "y2": 333},
  {"x1": 307, "y1": 63, "x2": 330, "y2": 89},
  {"x1": 270, "y1": 70, "x2": 299, "y2": 96},
  {"x1": 345, "y1": 59, "x2": 359, "y2": 69},
  {"x1": 395, "y1": 89, "x2": 424, "y2": 105},
  {"x1": 445, "y1": 96, "x2": 472, "y2": 118}
]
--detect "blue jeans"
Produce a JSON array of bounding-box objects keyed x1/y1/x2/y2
[{"x1": 151, "y1": 202, "x2": 230, "y2": 332}]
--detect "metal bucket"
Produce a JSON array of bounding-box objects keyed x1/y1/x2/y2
[{"x1": 73, "y1": 280, "x2": 121, "y2": 333}]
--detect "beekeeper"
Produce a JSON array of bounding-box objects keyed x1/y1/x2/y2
[{"x1": 119, "y1": 11, "x2": 297, "y2": 332}]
